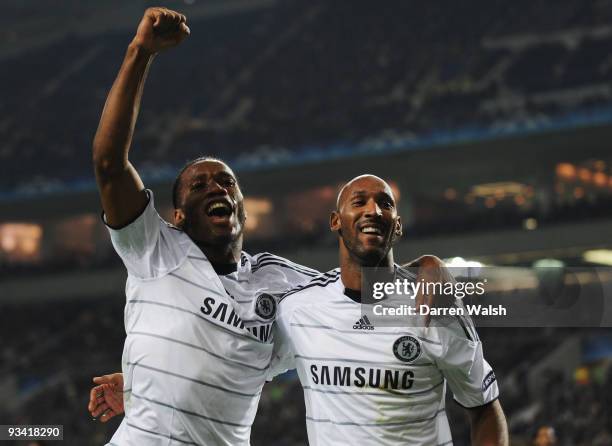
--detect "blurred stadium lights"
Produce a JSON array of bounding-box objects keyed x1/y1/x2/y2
[
  {"x1": 582, "y1": 249, "x2": 612, "y2": 266},
  {"x1": 443, "y1": 188, "x2": 457, "y2": 200},
  {"x1": 53, "y1": 214, "x2": 98, "y2": 257},
  {"x1": 578, "y1": 167, "x2": 592, "y2": 183},
  {"x1": 556, "y1": 162, "x2": 577, "y2": 180},
  {"x1": 471, "y1": 181, "x2": 529, "y2": 198},
  {"x1": 0, "y1": 223, "x2": 42, "y2": 261},
  {"x1": 523, "y1": 218, "x2": 538, "y2": 230},
  {"x1": 444, "y1": 256, "x2": 484, "y2": 279},
  {"x1": 593, "y1": 171, "x2": 608, "y2": 187},
  {"x1": 533, "y1": 258, "x2": 565, "y2": 268},
  {"x1": 244, "y1": 197, "x2": 273, "y2": 232},
  {"x1": 388, "y1": 180, "x2": 401, "y2": 203}
]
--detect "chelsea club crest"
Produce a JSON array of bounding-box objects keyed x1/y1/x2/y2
[
  {"x1": 393, "y1": 335, "x2": 422, "y2": 363},
  {"x1": 255, "y1": 293, "x2": 277, "y2": 320}
]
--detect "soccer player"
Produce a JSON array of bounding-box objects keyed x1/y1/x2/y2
[
  {"x1": 270, "y1": 175, "x2": 509, "y2": 445},
  {"x1": 88, "y1": 7, "x2": 454, "y2": 445},
  {"x1": 89, "y1": 7, "x2": 320, "y2": 444}
]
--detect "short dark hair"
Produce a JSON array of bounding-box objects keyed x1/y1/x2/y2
[{"x1": 172, "y1": 156, "x2": 226, "y2": 209}]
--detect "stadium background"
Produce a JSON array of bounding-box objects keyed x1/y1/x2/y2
[{"x1": 2, "y1": 0, "x2": 612, "y2": 444}]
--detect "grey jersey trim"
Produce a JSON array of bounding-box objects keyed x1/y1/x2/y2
[
  {"x1": 187, "y1": 255, "x2": 209, "y2": 262},
  {"x1": 129, "y1": 331, "x2": 270, "y2": 371},
  {"x1": 305, "y1": 408, "x2": 445, "y2": 427},
  {"x1": 130, "y1": 392, "x2": 252, "y2": 428},
  {"x1": 294, "y1": 354, "x2": 433, "y2": 368},
  {"x1": 289, "y1": 323, "x2": 442, "y2": 345},
  {"x1": 126, "y1": 299, "x2": 259, "y2": 342},
  {"x1": 279, "y1": 270, "x2": 342, "y2": 302},
  {"x1": 125, "y1": 421, "x2": 198, "y2": 445},
  {"x1": 302, "y1": 380, "x2": 444, "y2": 397},
  {"x1": 168, "y1": 271, "x2": 225, "y2": 296},
  {"x1": 252, "y1": 253, "x2": 319, "y2": 276},
  {"x1": 251, "y1": 260, "x2": 320, "y2": 277},
  {"x1": 126, "y1": 362, "x2": 261, "y2": 398}
]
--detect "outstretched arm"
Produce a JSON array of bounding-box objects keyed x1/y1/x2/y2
[
  {"x1": 93, "y1": 7, "x2": 189, "y2": 227},
  {"x1": 467, "y1": 400, "x2": 509, "y2": 446}
]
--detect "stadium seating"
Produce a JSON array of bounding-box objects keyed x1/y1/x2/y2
[{"x1": 2, "y1": 0, "x2": 612, "y2": 192}]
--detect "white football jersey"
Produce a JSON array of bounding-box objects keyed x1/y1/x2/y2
[
  {"x1": 271, "y1": 268, "x2": 499, "y2": 446},
  {"x1": 104, "y1": 191, "x2": 318, "y2": 446}
]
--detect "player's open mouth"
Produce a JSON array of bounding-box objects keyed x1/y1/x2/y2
[
  {"x1": 360, "y1": 226, "x2": 382, "y2": 235},
  {"x1": 358, "y1": 223, "x2": 385, "y2": 237},
  {"x1": 205, "y1": 199, "x2": 234, "y2": 222}
]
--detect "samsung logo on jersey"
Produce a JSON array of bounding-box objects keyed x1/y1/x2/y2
[
  {"x1": 310, "y1": 364, "x2": 414, "y2": 390},
  {"x1": 201, "y1": 297, "x2": 272, "y2": 342}
]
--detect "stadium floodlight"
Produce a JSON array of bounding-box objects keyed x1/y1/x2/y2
[
  {"x1": 444, "y1": 256, "x2": 483, "y2": 279},
  {"x1": 582, "y1": 249, "x2": 612, "y2": 266}
]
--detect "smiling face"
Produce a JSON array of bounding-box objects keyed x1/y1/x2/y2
[
  {"x1": 173, "y1": 160, "x2": 246, "y2": 248},
  {"x1": 331, "y1": 175, "x2": 402, "y2": 266}
]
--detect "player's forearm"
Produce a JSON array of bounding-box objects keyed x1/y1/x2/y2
[
  {"x1": 93, "y1": 42, "x2": 154, "y2": 179},
  {"x1": 469, "y1": 400, "x2": 509, "y2": 446}
]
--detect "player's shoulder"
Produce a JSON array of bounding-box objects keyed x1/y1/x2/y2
[
  {"x1": 279, "y1": 268, "x2": 342, "y2": 305},
  {"x1": 251, "y1": 252, "x2": 320, "y2": 277},
  {"x1": 430, "y1": 301, "x2": 480, "y2": 345},
  {"x1": 395, "y1": 264, "x2": 418, "y2": 281}
]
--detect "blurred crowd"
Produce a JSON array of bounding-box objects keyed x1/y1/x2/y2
[
  {"x1": 531, "y1": 367, "x2": 612, "y2": 446},
  {"x1": 2, "y1": 0, "x2": 612, "y2": 192}
]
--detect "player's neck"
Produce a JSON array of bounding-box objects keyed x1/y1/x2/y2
[
  {"x1": 340, "y1": 250, "x2": 395, "y2": 291},
  {"x1": 196, "y1": 239, "x2": 242, "y2": 266}
]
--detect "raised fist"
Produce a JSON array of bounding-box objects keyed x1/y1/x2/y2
[{"x1": 132, "y1": 7, "x2": 190, "y2": 55}]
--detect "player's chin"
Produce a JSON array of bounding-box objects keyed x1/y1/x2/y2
[
  {"x1": 210, "y1": 225, "x2": 242, "y2": 243},
  {"x1": 207, "y1": 230, "x2": 234, "y2": 244},
  {"x1": 356, "y1": 246, "x2": 388, "y2": 265},
  {"x1": 358, "y1": 233, "x2": 388, "y2": 250}
]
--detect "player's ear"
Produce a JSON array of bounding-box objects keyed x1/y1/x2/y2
[
  {"x1": 394, "y1": 216, "x2": 402, "y2": 238},
  {"x1": 174, "y1": 208, "x2": 185, "y2": 229},
  {"x1": 330, "y1": 211, "x2": 341, "y2": 233}
]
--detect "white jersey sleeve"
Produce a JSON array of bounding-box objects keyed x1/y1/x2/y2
[
  {"x1": 435, "y1": 320, "x2": 499, "y2": 408},
  {"x1": 104, "y1": 190, "x2": 190, "y2": 279},
  {"x1": 266, "y1": 294, "x2": 298, "y2": 379}
]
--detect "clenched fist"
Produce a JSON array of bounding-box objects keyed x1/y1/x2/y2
[{"x1": 132, "y1": 7, "x2": 190, "y2": 55}]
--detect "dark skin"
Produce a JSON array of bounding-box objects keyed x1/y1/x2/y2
[
  {"x1": 89, "y1": 9, "x2": 502, "y2": 436},
  {"x1": 173, "y1": 160, "x2": 246, "y2": 265},
  {"x1": 330, "y1": 175, "x2": 402, "y2": 290},
  {"x1": 331, "y1": 175, "x2": 509, "y2": 446},
  {"x1": 94, "y1": 7, "x2": 189, "y2": 229},
  {"x1": 92, "y1": 8, "x2": 243, "y2": 265}
]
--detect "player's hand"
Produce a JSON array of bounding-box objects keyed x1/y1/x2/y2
[
  {"x1": 88, "y1": 373, "x2": 125, "y2": 422},
  {"x1": 404, "y1": 255, "x2": 455, "y2": 326},
  {"x1": 132, "y1": 7, "x2": 190, "y2": 55}
]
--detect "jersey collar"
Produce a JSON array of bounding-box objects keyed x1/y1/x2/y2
[{"x1": 342, "y1": 264, "x2": 407, "y2": 303}]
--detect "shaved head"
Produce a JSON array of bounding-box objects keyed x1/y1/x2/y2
[
  {"x1": 336, "y1": 174, "x2": 395, "y2": 210},
  {"x1": 331, "y1": 174, "x2": 401, "y2": 267}
]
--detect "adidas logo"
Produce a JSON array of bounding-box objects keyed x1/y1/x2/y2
[{"x1": 353, "y1": 315, "x2": 374, "y2": 330}]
